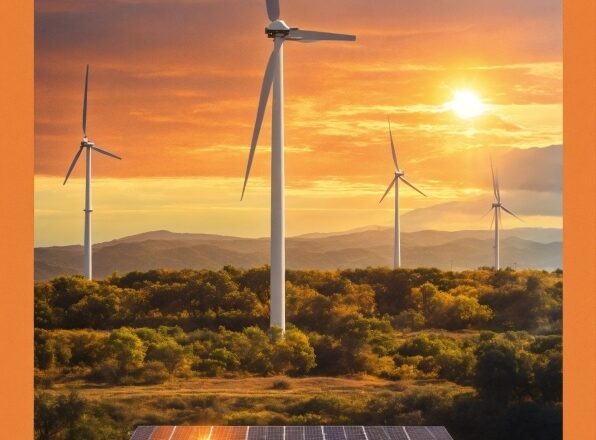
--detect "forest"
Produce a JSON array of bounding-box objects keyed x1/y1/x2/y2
[{"x1": 34, "y1": 266, "x2": 562, "y2": 440}]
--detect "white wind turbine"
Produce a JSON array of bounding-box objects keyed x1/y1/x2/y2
[
  {"x1": 63, "y1": 65, "x2": 122, "y2": 280},
  {"x1": 241, "y1": 0, "x2": 356, "y2": 332},
  {"x1": 379, "y1": 121, "x2": 427, "y2": 269},
  {"x1": 488, "y1": 160, "x2": 522, "y2": 270}
]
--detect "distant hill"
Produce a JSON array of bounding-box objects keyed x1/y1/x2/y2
[{"x1": 34, "y1": 227, "x2": 562, "y2": 281}]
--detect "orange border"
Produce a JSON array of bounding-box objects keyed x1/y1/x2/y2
[
  {"x1": 0, "y1": 0, "x2": 594, "y2": 439},
  {"x1": 563, "y1": 0, "x2": 596, "y2": 438},
  {"x1": 0, "y1": 0, "x2": 34, "y2": 438}
]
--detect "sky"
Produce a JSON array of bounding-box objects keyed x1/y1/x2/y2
[{"x1": 34, "y1": 0, "x2": 562, "y2": 247}]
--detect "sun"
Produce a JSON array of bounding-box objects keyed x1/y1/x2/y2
[{"x1": 448, "y1": 90, "x2": 487, "y2": 119}]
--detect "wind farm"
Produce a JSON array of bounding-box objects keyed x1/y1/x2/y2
[{"x1": 33, "y1": 0, "x2": 563, "y2": 439}]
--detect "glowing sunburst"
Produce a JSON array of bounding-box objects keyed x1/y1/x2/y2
[{"x1": 448, "y1": 90, "x2": 487, "y2": 119}]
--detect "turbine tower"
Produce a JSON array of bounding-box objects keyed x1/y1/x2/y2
[
  {"x1": 489, "y1": 160, "x2": 522, "y2": 270},
  {"x1": 63, "y1": 65, "x2": 122, "y2": 280},
  {"x1": 379, "y1": 121, "x2": 427, "y2": 269},
  {"x1": 241, "y1": 0, "x2": 356, "y2": 332}
]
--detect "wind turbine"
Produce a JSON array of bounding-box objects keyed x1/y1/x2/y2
[
  {"x1": 63, "y1": 65, "x2": 122, "y2": 280},
  {"x1": 240, "y1": 0, "x2": 356, "y2": 332},
  {"x1": 379, "y1": 120, "x2": 427, "y2": 269},
  {"x1": 488, "y1": 160, "x2": 522, "y2": 270}
]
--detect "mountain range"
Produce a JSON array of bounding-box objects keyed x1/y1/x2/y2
[{"x1": 34, "y1": 227, "x2": 562, "y2": 281}]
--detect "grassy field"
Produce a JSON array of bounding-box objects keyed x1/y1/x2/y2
[
  {"x1": 37, "y1": 375, "x2": 473, "y2": 433},
  {"x1": 45, "y1": 375, "x2": 471, "y2": 400}
]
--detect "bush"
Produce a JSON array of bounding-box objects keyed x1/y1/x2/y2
[
  {"x1": 271, "y1": 379, "x2": 291, "y2": 390},
  {"x1": 139, "y1": 361, "x2": 170, "y2": 384}
]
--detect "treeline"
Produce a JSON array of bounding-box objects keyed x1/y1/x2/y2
[
  {"x1": 35, "y1": 266, "x2": 562, "y2": 333},
  {"x1": 34, "y1": 267, "x2": 562, "y2": 383}
]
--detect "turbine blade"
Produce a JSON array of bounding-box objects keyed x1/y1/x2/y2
[
  {"x1": 501, "y1": 205, "x2": 523, "y2": 222},
  {"x1": 241, "y1": 47, "x2": 278, "y2": 200},
  {"x1": 490, "y1": 158, "x2": 498, "y2": 202},
  {"x1": 63, "y1": 147, "x2": 84, "y2": 185},
  {"x1": 287, "y1": 29, "x2": 356, "y2": 42},
  {"x1": 496, "y1": 169, "x2": 501, "y2": 203},
  {"x1": 489, "y1": 208, "x2": 495, "y2": 231},
  {"x1": 388, "y1": 119, "x2": 398, "y2": 171},
  {"x1": 480, "y1": 206, "x2": 493, "y2": 220},
  {"x1": 266, "y1": 0, "x2": 280, "y2": 21},
  {"x1": 82, "y1": 64, "x2": 89, "y2": 137},
  {"x1": 91, "y1": 145, "x2": 122, "y2": 160},
  {"x1": 379, "y1": 176, "x2": 398, "y2": 203},
  {"x1": 399, "y1": 176, "x2": 427, "y2": 197}
]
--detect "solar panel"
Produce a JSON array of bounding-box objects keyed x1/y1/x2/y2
[
  {"x1": 343, "y1": 426, "x2": 367, "y2": 440},
  {"x1": 304, "y1": 426, "x2": 324, "y2": 440},
  {"x1": 425, "y1": 427, "x2": 453, "y2": 440},
  {"x1": 171, "y1": 426, "x2": 212, "y2": 440},
  {"x1": 323, "y1": 426, "x2": 346, "y2": 440},
  {"x1": 417, "y1": 426, "x2": 438, "y2": 440},
  {"x1": 130, "y1": 426, "x2": 155, "y2": 440},
  {"x1": 363, "y1": 427, "x2": 390, "y2": 440},
  {"x1": 286, "y1": 426, "x2": 304, "y2": 440},
  {"x1": 149, "y1": 426, "x2": 176, "y2": 440},
  {"x1": 268, "y1": 426, "x2": 284, "y2": 440},
  {"x1": 129, "y1": 426, "x2": 453, "y2": 440},
  {"x1": 212, "y1": 426, "x2": 248, "y2": 440},
  {"x1": 382, "y1": 426, "x2": 410, "y2": 440},
  {"x1": 248, "y1": 426, "x2": 268, "y2": 440}
]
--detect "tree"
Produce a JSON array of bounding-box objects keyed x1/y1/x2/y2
[
  {"x1": 106, "y1": 328, "x2": 146, "y2": 374},
  {"x1": 271, "y1": 328, "x2": 316, "y2": 375},
  {"x1": 145, "y1": 339, "x2": 187, "y2": 374},
  {"x1": 474, "y1": 337, "x2": 535, "y2": 403}
]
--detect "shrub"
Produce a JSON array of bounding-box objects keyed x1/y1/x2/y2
[
  {"x1": 139, "y1": 361, "x2": 170, "y2": 385},
  {"x1": 271, "y1": 379, "x2": 291, "y2": 390}
]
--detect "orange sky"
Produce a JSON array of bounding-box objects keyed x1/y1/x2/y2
[{"x1": 34, "y1": 0, "x2": 562, "y2": 246}]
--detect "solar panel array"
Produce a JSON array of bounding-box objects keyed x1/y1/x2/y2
[{"x1": 130, "y1": 426, "x2": 453, "y2": 440}]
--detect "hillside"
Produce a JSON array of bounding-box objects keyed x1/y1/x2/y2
[{"x1": 34, "y1": 227, "x2": 562, "y2": 281}]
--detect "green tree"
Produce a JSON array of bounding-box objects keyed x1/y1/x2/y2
[{"x1": 106, "y1": 327, "x2": 146, "y2": 374}]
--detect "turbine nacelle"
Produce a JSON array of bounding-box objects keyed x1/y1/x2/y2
[
  {"x1": 266, "y1": 20, "x2": 291, "y2": 37},
  {"x1": 492, "y1": 202, "x2": 501, "y2": 208},
  {"x1": 395, "y1": 170, "x2": 404, "y2": 177}
]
